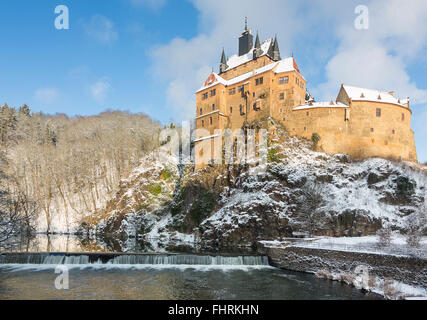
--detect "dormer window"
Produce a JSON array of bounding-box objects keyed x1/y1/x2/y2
[
  {"x1": 378, "y1": 95, "x2": 382, "y2": 100},
  {"x1": 360, "y1": 93, "x2": 365, "y2": 98}
]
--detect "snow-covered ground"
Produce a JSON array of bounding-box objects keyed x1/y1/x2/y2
[{"x1": 261, "y1": 235, "x2": 427, "y2": 258}]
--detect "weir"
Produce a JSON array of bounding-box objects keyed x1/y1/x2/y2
[{"x1": 0, "y1": 253, "x2": 269, "y2": 266}]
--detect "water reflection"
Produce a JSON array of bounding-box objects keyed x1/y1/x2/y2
[{"x1": 1, "y1": 234, "x2": 255, "y2": 255}]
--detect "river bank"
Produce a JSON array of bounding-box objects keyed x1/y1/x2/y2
[{"x1": 257, "y1": 237, "x2": 427, "y2": 300}]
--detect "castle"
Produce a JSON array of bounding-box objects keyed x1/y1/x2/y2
[{"x1": 194, "y1": 22, "x2": 418, "y2": 169}]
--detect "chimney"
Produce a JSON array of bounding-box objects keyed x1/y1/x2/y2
[{"x1": 389, "y1": 91, "x2": 395, "y2": 97}]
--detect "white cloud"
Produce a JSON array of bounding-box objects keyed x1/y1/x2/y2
[
  {"x1": 129, "y1": 0, "x2": 167, "y2": 10},
  {"x1": 313, "y1": 0, "x2": 427, "y2": 104},
  {"x1": 84, "y1": 15, "x2": 118, "y2": 45},
  {"x1": 34, "y1": 88, "x2": 60, "y2": 104},
  {"x1": 90, "y1": 78, "x2": 111, "y2": 103}
]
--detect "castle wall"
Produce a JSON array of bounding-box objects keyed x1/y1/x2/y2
[{"x1": 290, "y1": 101, "x2": 417, "y2": 162}]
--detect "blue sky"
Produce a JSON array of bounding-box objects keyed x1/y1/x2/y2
[{"x1": 1, "y1": 0, "x2": 426, "y2": 162}]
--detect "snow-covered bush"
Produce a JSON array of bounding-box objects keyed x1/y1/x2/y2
[
  {"x1": 376, "y1": 227, "x2": 392, "y2": 247},
  {"x1": 406, "y1": 205, "x2": 425, "y2": 248}
]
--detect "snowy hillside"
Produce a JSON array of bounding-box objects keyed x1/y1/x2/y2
[{"x1": 86, "y1": 120, "x2": 426, "y2": 249}]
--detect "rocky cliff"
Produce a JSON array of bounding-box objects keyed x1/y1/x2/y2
[{"x1": 84, "y1": 119, "x2": 427, "y2": 249}]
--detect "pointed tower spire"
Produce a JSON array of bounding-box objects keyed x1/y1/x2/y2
[
  {"x1": 245, "y1": 17, "x2": 248, "y2": 31},
  {"x1": 255, "y1": 32, "x2": 260, "y2": 48},
  {"x1": 272, "y1": 34, "x2": 281, "y2": 61},
  {"x1": 219, "y1": 48, "x2": 228, "y2": 74},
  {"x1": 267, "y1": 37, "x2": 274, "y2": 58},
  {"x1": 253, "y1": 32, "x2": 262, "y2": 59}
]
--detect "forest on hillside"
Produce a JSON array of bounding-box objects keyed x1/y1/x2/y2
[{"x1": 0, "y1": 103, "x2": 162, "y2": 238}]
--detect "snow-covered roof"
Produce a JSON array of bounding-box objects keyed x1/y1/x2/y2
[
  {"x1": 196, "y1": 73, "x2": 228, "y2": 93},
  {"x1": 342, "y1": 85, "x2": 409, "y2": 107},
  {"x1": 293, "y1": 101, "x2": 348, "y2": 111},
  {"x1": 225, "y1": 38, "x2": 273, "y2": 71},
  {"x1": 197, "y1": 57, "x2": 299, "y2": 93}
]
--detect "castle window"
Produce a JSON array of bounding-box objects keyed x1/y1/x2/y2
[
  {"x1": 210, "y1": 89, "x2": 216, "y2": 97},
  {"x1": 238, "y1": 85, "x2": 244, "y2": 93},
  {"x1": 280, "y1": 109, "x2": 283, "y2": 113},
  {"x1": 392, "y1": 129, "x2": 396, "y2": 134},
  {"x1": 402, "y1": 113, "x2": 405, "y2": 121},
  {"x1": 280, "y1": 93, "x2": 285, "y2": 100},
  {"x1": 306, "y1": 112, "x2": 310, "y2": 116},
  {"x1": 202, "y1": 93, "x2": 208, "y2": 100},
  {"x1": 201, "y1": 120, "x2": 204, "y2": 127},
  {"x1": 304, "y1": 127, "x2": 307, "y2": 131},
  {"x1": 229, "y1": 88, "x2": 236, "y2": 95},
  {"x1": 255, "y1": 77, "x2": 263, "y2": 86},
  {"x1": 240, "y1": 105, "x2": 244, "y2": 115},
  {"x1": 370, "y1": 128, "x2": 374, "y2": 133},
  {"x1": 230, "y1": 106, "x2": 233, "y2": 114},
  {"x1": 212, "y1": 104, "x2": 215, "y2": 111},
  {"x1": 296, "y1": 78, "x2": 299, "y2": 85},
  {"x1": 210, "y1": 117, "x2": 213, "y2": 125},
  {"x1": 200, "y1": 108, "x2": 203, "y2": 115},
  {"x1": 283, "y1": 118, "x2": 286, "y2": 121},
  {"x1": 376, "y1": 108, "x2": 382, "y2": 117},
  {"x1": 279, "y1": 76, "x2": 289, "y2": 84}
]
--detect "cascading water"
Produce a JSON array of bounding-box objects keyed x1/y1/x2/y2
[{"x1": 0, "y1": 253, "x2": 269, "y2": 266}]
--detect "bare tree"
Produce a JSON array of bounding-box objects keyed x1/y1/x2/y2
[
  {"x1": 406, "y1": 204, "x2": 426, "y2": 248},
  {"x1": 300, "y1": 181, "x2": 324, "y2": 236}
]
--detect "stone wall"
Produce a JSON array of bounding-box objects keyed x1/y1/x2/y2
[
  {"x1": 259, "y1": 245, "x2": 426, "y2": 288},
  {"x1": 289, "y1": 99, "x2": 417, "y2": 163}
]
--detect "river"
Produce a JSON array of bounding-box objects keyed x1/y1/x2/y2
[{"x1": 0, "y1": 235, "x2": 382, "y2": 300}]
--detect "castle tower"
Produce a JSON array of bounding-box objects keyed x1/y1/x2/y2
[{"x1": 239, "y1": 17, "x2": 253, "y2": 56}]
